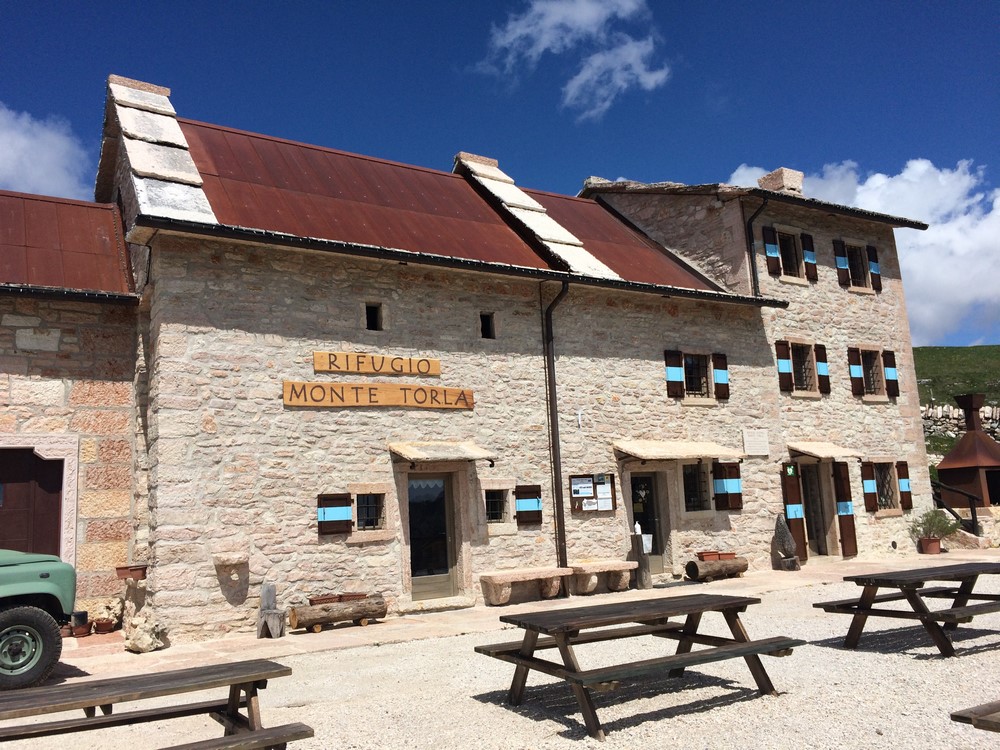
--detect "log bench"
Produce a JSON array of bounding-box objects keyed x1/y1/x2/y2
[
  {"x1": 569, "y1": 560, "x2": 637, "y2": 594},
  {"x1": 479, "y1": 567, "x2": 572, "y2": 605}
]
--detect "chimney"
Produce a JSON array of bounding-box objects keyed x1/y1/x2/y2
[
  {"x1": 757, "y1": 167, "x2": 804, "y2": 196},
  {"x1": 954, "y1": 393, "x2": 985, "y2": 432}
]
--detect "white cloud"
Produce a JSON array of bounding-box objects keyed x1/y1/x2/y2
[
  {"x1": 483, "y1": 0, "x2": 669, "y2": 121},
  {"x1": 728, "y1": 160, "x2": 1000, "y2": 346},
  {"x1": 0, "y1": 102, "x2": 91, "y2": 200}
]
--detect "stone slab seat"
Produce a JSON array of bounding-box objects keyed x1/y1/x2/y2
[
  {"x1": 479, "y1": 567, "x2": 573, "y2": 605},
  {"x1": 570, "y1": 560, "x2": 639, "y2": 594}
]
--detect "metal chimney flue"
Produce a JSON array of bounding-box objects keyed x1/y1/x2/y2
[{"x1": 954, "y1": 393, "x2": 984, "y2": 432}]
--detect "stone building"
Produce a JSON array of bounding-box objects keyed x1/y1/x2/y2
[{"x1": 0, "y1": 76, "x2": 935, "y2": 640}]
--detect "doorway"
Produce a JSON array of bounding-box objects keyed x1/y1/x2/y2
[
  {"x1": 0, "y1": 449, "x2": 63, "y2": 556},
  {"x1": 407, "y1": 475, "x2": 456, "y2": 600},
  {"x1": 630, "y1": 473, "x2": 664, "y2": 574},
  {"x1": 800, "y1": 464, "x2": 828, "y2": 556}
]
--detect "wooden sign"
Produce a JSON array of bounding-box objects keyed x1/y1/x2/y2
[
  {"x1": 284, "y1": 381, "x2": 474, "y2": 409},
  {"x1": 313, "y1": 352, "x2": 441, "y2": 377}
]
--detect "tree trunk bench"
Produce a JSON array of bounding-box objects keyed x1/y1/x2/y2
[
  {"x1": 479, "y1": 567, "x2": 572, "y2": 605},
  {"x1": 570, "y1": 560, "x2": 638, "y2": 594}
]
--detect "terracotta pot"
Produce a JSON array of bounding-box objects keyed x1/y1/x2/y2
[
  {"x1": 696, "y1": 551, "x2": 721, "y2": 561},
  {"x1": 339, "y1": 593, "x2": 368, "y2": 602},
  {"x1": 919, "y1": 537, "x2": 942, "y2": 554},
  {"x1": 308, "y1": 594, "x2": 340, "y2": 606},
  {"x1": 93, "y1": 618, "x2": 115, "y2": 634},
  {"x1": 72, "y1": 623, "x2": 92, "y2": 637},
  {"x1": 718, "y1": 552, "x2": 737, "y2": 560},
  {"x1": 116, "y1": 565, "x2": 148, "y2": 580},
  {"x1": 60, "y1": 624, "x2": 73, "y2": 638}
]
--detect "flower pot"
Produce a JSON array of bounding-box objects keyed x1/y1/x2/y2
[
  {"x1": 308, "y1": 594, "x2": 340, "y2": 606},
  {"x1": 94, "y1": 618, "x2": 115, "y2": 634},
  {"x1": 60, "y1": 624, "x2": 73, "y2": 638},
  {"x1": 919, "y1": 537, "x2": 942, "y2": 554},
  {"x1": 116, "y1": 565, "x2": 148, "y2": 580},
  {"x1": 72, "y1": 622, "x2": 92, "y2": 637},
  {"x1": 718, "y1": 552, "x2": 737, "y2": 560},
  {"x1": 339, "y1": 593, "x2": 368, "y2": 602},
  {"x1": 696, "y1": 551, "x2": 720, "y2": 561}
]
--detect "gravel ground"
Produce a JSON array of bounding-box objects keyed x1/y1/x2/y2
[{"x1": 5, "y1": 575, "x2": 1000, "y2": 749}]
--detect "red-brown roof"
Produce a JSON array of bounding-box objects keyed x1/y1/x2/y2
[
  {"x1": 528, "y1": 190, "x2": 717, "y2": 290},
  {"x1": 180, "y1": 120, "x2": 549, "y2": 270},
  {"x1": 179, "y1": 120, "x2": 717, "y2": 292},
  {"x1": 0, "y1": 191, "x2": 133, "y2": 297},
  {"x1": 937, "y1": 431, "x2": 1000, "y2": 470}
]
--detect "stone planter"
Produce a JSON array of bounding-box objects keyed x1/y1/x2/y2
[
  {"x1": 696, "y1": 551, "x2": 720, "y2": 561},
  {"x1": 94, "y1": 618, "x2": 115, "y2": 634},
  {"x1": 72, "y1": 622, "x2": 92, "y2": 637},
  {"x1": 718, "y1": 552, "x2": 737, "y2": 560},
  {"x1": 116, "y1": 565, "x2": 148, "y2": 581},
  {"x1": 918, "y1": 537, "x2": 942, "y2": 554}
]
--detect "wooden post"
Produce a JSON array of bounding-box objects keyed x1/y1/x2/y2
[
  {"x1": 257, "y1": 581, "x2": 286, "y2": 639},
  {"x1": 630, "y1": 534, "x2": 652, "y2": 590}
]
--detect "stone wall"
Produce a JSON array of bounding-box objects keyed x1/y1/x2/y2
[
  {"x1": 921, "y1": 402, "x2": 1000, "y2": 445},
  {"x1": 0, "y1": 297, "x2": 137, "y2": 611}
]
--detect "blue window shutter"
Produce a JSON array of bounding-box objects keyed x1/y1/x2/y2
[
  {"x1": 775, "y1": 340, "x2": 793, "y2": 392},
  {"x1": 664, "y1": 349, "x2": 684, "y2": 398},
  {"x1": 762, "y1": 226, "x2": 781, "y2": 275},
  {"x1": 711, "y1": 352, "x2": 729, "y2": 400},
  {"x1": 801, "y1": 233, "x2": 817, "y2": 281},
  {"x1": 833, "y1": 240, "x2": 851, "y2": 286},
  {"x1": 882, "y1": 349, "x2": 899, "y2": 397},
  {"x1": 866, "y1": 245, "x2": 882, "y2": 291}
]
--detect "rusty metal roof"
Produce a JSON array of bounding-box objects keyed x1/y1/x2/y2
[
  {"x1": 180, "y1": 120, "x2": 550, "y2": 271},
  {"x1": 0, "y1": 191, "x2": 133, "y2": 299},
  {"x1": 937, "y1": 431, "x2": 1000, "y2": 470},
  {"x1": 528, "y1": 190, "x2": 717, "y2": 290}
]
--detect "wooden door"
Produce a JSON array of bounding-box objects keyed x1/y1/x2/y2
[
  {"x1": 833, "y1": 462, "x2": 858, "y2": 557},
  {"x1": 408, "y1": 475, "x2": 455, "y2": 600},
  {"x1": 780, "y1": 463, "x2": 807, "y2": 561},
  {"x1": 0, "y1": 449, "x2": 63, "y2": 555}
]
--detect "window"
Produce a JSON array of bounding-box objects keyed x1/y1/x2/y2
[
  {"x1": 365, "y1": 303, "x2": 383, "y2": 331},
  {"x1": 480, "y1": 312, "x2": 496, "y2": 339},
  {"x1": 861, "y1": 461, "x2": 912, "y2": 512},
  {"x1": 834, "y1": 240, "x2": 882, "y2": 291},
  {"x1": 848, "y1": 347, "x2": 899, "y2": 398},
  {"x1": 846, "y1": 245, "x2": 868, "y2": 287},
  {"x1": 665, "y1": 350, "x2": 729, "y2": 400},
  {"x1": 485, "y1": 489, "x2": 506, "y2": 523},
  {"x1": 355, "y1": 493, "x2": 384, "y2": 530},
  {"x1": 762, "y1": 226, "x2": 817, "y2": 280},
  {"x1": 775, "y1": 340, "x2": 830, "y2": 394},
  {"x1": 682, "y1": 463, "x2": 711, "y2": 512}
]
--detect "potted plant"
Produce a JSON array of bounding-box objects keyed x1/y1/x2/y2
[
  {"x1": 92, "y1": 599, "x2": 123, "y2": 633},
  {"x1": 908, "y1": 509, "x2": 961, "y2": 554}
]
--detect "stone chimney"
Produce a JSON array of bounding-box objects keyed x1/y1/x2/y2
[
  {"x1": 955, "y1": 393, "x2": 985, "y2": 432},
  {"x1": 757, "y1": 167, "x2": 804, "y2": 196}
]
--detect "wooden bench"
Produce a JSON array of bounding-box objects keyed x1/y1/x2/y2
[
  {"x1": 570, "y1": 560, "x2": 638, "y2": 594},
  {"x1": 163, "y1": 722, "x2": 315, "y2": 749},
  {"x1": 479, "y1": 567, "x2": 572, "y2": 605},
  {"x1": 814, "y1": 586, "x2": 956, "y2": 613},
  {"x1": 952, "y1": 699, "x2": 1000, "y2": 733}
]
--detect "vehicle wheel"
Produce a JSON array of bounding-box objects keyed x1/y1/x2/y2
[{"x1": 0, "y1": 606, "x2": 62, "y2": 690}]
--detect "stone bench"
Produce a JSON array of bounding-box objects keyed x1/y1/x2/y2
[
  {"x1": 570, "y1": 560, "x2": 638, "y2": 594},
  {"x1": 479, "y1": 567, "x2": 573, "y2": 606}
]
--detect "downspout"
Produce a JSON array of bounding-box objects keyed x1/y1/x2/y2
[
  {"x1": 543, "y1": 281, "x2": 571, "y2": 571},
  {"x1": 742, "y1": 197, "x2": 769, "y2": 297}
]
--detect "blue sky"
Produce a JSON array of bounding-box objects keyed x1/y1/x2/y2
[{"x1": 1, "y1": 1, "x2": 998, "y2": 346}]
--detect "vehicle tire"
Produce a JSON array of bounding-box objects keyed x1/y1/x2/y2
[{"x1": 0, "y1": 606, "x2": 63, "y2": 690}]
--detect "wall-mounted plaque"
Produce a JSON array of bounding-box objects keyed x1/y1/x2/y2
[
  {"x1": 742, "y1": 428, "x2": 769, "y2": 456},
  {"x1": 570, "y1": 473, "x2": 617, "y2": 512},
  {"x1": 284, "y1": 381, "x2": 473, "y2": 409}
]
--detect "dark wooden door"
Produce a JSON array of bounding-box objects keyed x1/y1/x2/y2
[
  {"x1": 0, "y1": 449, "x2": 63, "y2": 555},
  {"x1": 630, "y1": 474, "x2": 659, "y2": 554}
]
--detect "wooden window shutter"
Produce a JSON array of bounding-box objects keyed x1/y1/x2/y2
[
  {"x1": 712, "y1": 462, "x2": 742, "y2": 510},
  {"x1": 664, "y1": 349, "x2": 685, "y2": 398},
  {"x1": 814, "y1": 344, "x2": 831, "y2": 394},
  {"x1": 513, "y1": 484, "x2": 543, "y2": 524},
  {"x1": 711, "y1": 352, "x2": 729, "y2": 400},
  {"x1": 833, "y1": 240, "x2": 851, "y2": 286},
  {"x1": 833, "y1": 462, "x2": 858, "y2": 558},
  {"x1": 317, "y1": 493, "x2": 353, "y2": 535},
  {"x1": 801, "y1": 233, "x2": 818, "y2": 281},
  {"x1": 847, "y1": 347, "x2": 865, "y2": 396},
  {"x1": 762, "y1": 226, "x2": 782, "y2": 275},
  {"x1": 896, "y1": 461, "x2": 912, "y2": 510},
  {"x1": 860, "y1": 462, "x2": 878, "y2": 512},
  {"x1": 775, "y1": 340, "x2": 793, "y2": 392},
  {"x1": 866, "y1": 245, "x2": 882, "y2": 291},
  {"x1": 780, "y1": 463, "x2": 807, "y2": 560},
  {"x1": 882, "y1": 349, "x2": 899, "y2": 397}
]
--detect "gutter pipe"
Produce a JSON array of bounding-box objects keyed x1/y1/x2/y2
[
  {"x1": 542, "y1": 281, "x2": 571, "y2": 571},
  {"x1": 742, "y1": 198, "x2": 769, "y2": 297}
]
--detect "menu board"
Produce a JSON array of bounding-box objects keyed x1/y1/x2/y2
[{"x1": 570, "y1": 473, "x2": 617, "y2": 512}]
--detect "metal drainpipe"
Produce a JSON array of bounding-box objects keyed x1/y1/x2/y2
[
  {"x1": 543, "y1": 281, "x2": 571, "y2": 571},
  {"x1": 742, "y1": 197, "x2": 769, "y2": 296}
]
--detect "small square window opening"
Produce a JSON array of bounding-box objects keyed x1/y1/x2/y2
[
  {"x1": 480, "y1": 312, "x2": 496, "y2": 339},
  {"x1": 791, "y1": 344, "x2": 815, "y2": 391},
  {"x1": 683, "y1": 463, "x2": 711, "y2": 512},
  {"x1": 365, "y1": 303, "x2": 383, "y2": 331},
  {"x1": 356, "y1": 493, "x2": 384, "y2": 530},
  {"x1": 777, "y1": 232, "x2": 803, "y2": 277},
  {"x1": 485, "y1": 489, "x2": 506, "y2": 523},
  {"x1": 846, "y1": 245, "x2": 869, "y2": 288}
]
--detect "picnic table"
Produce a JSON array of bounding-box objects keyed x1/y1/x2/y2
[
  {"x1": 952, "y1": 698, "x2": 1000, "y2": 733},
  {"x1": 475, "y1": 593, "x2": 803, "y2": 741},
  {"x1": 0, "y1": 658, "x2": 313, "y2": 749},
  {"x1": 814, "y1": 561, "x2": 1000, "y2": 657}
]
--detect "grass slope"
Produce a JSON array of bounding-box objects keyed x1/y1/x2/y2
[{"x1": 912, "y1": 345, "x2": 1000, "y2": 406}]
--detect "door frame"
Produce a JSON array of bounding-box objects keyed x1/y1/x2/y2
[
  {"x1": 403, "y1": 470, "x2": 460, "y2": 601},
  {"x1": 0, "y1": 435, "x2": 78, "y2": 564}
]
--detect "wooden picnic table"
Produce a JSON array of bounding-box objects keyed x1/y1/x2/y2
[
  {"x1": 952, "y1": 698, "x2": 1000, "y2": 733},
  {"x1": 475, "y1": 593, "x2": 803, "y2": 741},
  {"x1": 0, "y1": 658, "x2": 313, "y2": 749},
  {"x1": 814, "y1": 561, "x2": 1000, "y2": 657}
]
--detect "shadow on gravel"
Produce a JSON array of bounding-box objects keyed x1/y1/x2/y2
[
  {"x1": 473, "y1": 672, "x2": 762, "y2": 740},
  {"x1": 808, "y1": 624, "x2": 1000, "y2": 659}
]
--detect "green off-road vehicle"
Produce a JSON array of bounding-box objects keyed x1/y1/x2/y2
[{"x1": 0, "y1": 549, "x2": 76, "y2": 690}]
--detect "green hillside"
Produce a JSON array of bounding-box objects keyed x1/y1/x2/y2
[{"x1": 912, "y1": 345, "x2": 1000, "y2": 407}]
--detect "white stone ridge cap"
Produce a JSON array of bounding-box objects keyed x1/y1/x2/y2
[
  {"x1": 123, "y1": 138, "x2": 203, "y2": 187},
  {"x1": 508, "y1": 206, "x2": 583, "y2": 247},
  {"x1": 132, "y1": 176, "x2": 218, "y2": 225},
  {"x1": 458, "y1": 158, "x2": 515, "y2": 185},
  {"x1": 109, "y1": 83, "x2": 176, "y2": 116},
  {"x1": 543, "y1": 242, "x2": 621, "y2": 279},
  {"x1": 116, "y1": 106, "x2": 188, "y2": 148},
  {"x1": 469, "y1": 174, "x2": 545, "y2": 212}
]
